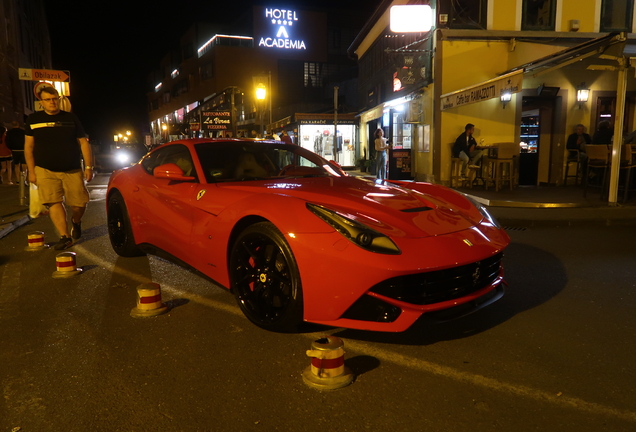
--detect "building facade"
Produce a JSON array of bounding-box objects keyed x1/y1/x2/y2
[
  {"x1": 350, "y1": 0, "x2": 636, "y2": 192},
  {"x1": 147, "y1": 5, "x2": 366, "y2": 166},
  {"x1": 0, "y1": 0, "x2": 52, "y2": 126}
]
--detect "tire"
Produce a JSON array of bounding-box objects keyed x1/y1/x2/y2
[
  {"x1": 107, "y1": 190, "x2": 145, "y2": 257},
  {"x1": 230, "y1": 222, "x2": 303, "y2": 332}
]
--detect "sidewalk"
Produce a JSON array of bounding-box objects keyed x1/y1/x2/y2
[
  {"x1": 346, "y1": 170, "x2": 636, "y2": 227},
  {"x1": 0, "y1": 183, "x2": 31, "y2": 239}
]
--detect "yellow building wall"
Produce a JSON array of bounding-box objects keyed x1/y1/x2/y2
[
  {"x1": 414, "y1": 85, "x2": 435, "y2": 182},
  {"x1": 439, "y1": 40, "x2": 518, "y2": 183},
  {"x1": 560, "y1": 0, "x2": 598, "y2": 32},
  {"x1": 488, "y1": 0, "x2": 600, "y2": 32},
  {"x1": 441, "y1": 40, "x2": 512, "y2": 94},
  {"x1": 490, "y1": 0, "x2": 520, "y2": 31}
]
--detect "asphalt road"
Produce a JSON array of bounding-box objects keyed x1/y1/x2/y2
[{"x1": 1, "y1": 174, "x2": 635, "y2": 432}]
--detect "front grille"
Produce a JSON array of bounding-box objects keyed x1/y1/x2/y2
[{"x1": 370, "y1": 253, "x2": 503, "y2": 305}]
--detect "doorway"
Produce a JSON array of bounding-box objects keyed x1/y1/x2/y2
[
  {"x1": 520, "y1": 108, "x2": 539, "y2": 185},
  {"x1": 520, "y1": 96, "x2": 559, "y2": 185}
]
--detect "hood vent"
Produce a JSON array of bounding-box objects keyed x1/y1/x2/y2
[{"x1": 400, "y1": 206, "x2": 433, "y2": 213}]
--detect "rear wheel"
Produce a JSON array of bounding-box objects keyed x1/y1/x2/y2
[
  {"x1": 230, "y1": 222, "x2": 303, "y2": 332},
  {"x1": 107, "y1": 191, "x2": 145, "y2": 257}
]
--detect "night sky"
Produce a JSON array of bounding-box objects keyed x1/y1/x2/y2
[{"x1": 44, "y1": 0, "x2": 382, "y2": 144}]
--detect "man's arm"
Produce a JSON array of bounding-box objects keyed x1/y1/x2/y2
[
  {"x1": 24, "y1": 135, "x2": 37, "y2": 184},
  {"x1": 78, "y1": 137, "x2": 94, "y2": 182}
]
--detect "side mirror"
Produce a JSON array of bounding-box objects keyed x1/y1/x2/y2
[{"x1": 153, "y1": 163, "x2": 195, "y2": 181}]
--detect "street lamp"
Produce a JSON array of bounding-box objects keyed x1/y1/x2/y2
[
  {"x1": 256, "y1": 82, "x2": 267, "y2": 136},
  {"x1": 161, "y1": 124, "x2": 168, "y2": 143}
]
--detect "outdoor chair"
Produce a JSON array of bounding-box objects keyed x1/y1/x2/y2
[
  {"x1": 564, "y1": 148, "x2": 581, "y2": 186},
  {"x1": 485, "y1": 142, "x2": 519, "y2": 191},
  {"x1": 450, "y1": 143, "x2": 465, "y2": 188},
  {"x1": 583, "y1": 144, "x2": 610, "y2": 199}
]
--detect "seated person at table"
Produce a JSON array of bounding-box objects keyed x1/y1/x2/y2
[
  {"x1": 566, "y1": 124, "x2": 591, "y2": 166},
  {"x1": 592, "y1": 121, "x2": 613, "y2": 144},
  {"x1": 452, "y1": 123, "x2": 484, "y2": 176}
]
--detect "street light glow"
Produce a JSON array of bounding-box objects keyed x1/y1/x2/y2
[{"x1": 256, "y1": 83, "x2": 267, "y2": 100}]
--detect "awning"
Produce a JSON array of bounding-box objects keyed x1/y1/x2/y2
[
  {"x1": 439, "y1": 33, "x2": 629, "y2": 111},
  {"x1": 501, "y1": 32, "x2": 627, "y2": 78},
  {"x1": 440, "y1": 70, "x2": 524, "y2": 111}
]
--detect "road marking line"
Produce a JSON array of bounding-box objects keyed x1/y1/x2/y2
[{"x1": 76, "y1": 245, "x2": 636, "y2": 423}]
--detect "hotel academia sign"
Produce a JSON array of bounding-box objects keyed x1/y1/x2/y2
[{"x1": 259, "y1": 8, "x2": 306, "y2": 50}]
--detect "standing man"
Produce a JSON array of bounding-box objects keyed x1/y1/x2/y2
[
  {"x1": 452, "y1": 123, "x2": 483, "y2": 177},
  {"x1": 24, "y1": 87, "x2": 94, "y2": 250}
]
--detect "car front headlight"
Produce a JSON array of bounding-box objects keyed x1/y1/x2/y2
[
  {"x1": 465, "y1": 195, "x2": 502, "y2": 229},
  {"x1": 116, "y1": 152, "x2": 130, "y2": 164},
  {"x1": 306, "y1": 203, "x2": 401, "y2": 255}
]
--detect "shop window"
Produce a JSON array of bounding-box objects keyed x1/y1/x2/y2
[
  {"x1": 601, "y1": 0, "x2": 634, "y2": 32},
  {"x1": 439, "y1": 0, "x2": 487, "y2": 29},
  {"x1": 522, "y1": 0, "x2": 556, "y2": 31}
]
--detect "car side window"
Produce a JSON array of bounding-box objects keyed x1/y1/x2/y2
[{"x1": 141, "y1": 144, "x2": 197, "y2": 179}]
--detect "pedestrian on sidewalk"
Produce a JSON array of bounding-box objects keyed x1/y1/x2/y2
[
  {"x1": 0, "y1": 126, "x2": 15, "y2": 184},
  {"x1": 374, "y1": 128, "x2": 390, "y2": 180},
  {"x1": 5, "y1": 121, "x2": 27, "y2": 185},
  {"x1": 24, "y1": 87, "x2": 94, "y2": 250}
]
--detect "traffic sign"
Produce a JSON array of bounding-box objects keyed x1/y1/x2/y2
[
  {"x1": 34, "y1": 82, "x2": 54, "y2": 99},
  {"x1": 19, "y1": 68, "x2": 70, "y2": 82}
]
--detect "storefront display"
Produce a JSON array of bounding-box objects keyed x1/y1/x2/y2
[
  {"x1": 298, "y1": 125, "x2": 355, "y2": 166},
  {"x1": 294, "y1": 113, "x2": 357, "y2": 167}
]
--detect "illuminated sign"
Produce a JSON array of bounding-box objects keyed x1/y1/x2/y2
[
  {"x1": 390, "y1": 5, "x2": 433, "y2": 33},
  {"x1": 202, "y1": 111, "x2": 231, "y2": 130},
  {"x1": 259, "y1": 8, "x2": 306, "y2": 50},
  {"x1": 440, "y1": 70, "x2": 524, "y2": 110}
]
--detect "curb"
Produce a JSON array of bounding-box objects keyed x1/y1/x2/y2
[
  {"x1": 0, "y1": 215, "x2": 32, "y2": 239},
  {"x1": 496, "y1": 216, "x2": 636, "y2": 228}
]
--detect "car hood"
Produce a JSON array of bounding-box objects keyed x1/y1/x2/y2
[{"x1": 221, "y1": 176, "x2": 482, "y2": 238}]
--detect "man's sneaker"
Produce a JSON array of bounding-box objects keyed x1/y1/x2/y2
[
  {"x1": 54, "y1": 236, "x2": 73, "y2": 250},
  {"x1": 71, "y1": 220, "x2": 82, "y2": 240}
]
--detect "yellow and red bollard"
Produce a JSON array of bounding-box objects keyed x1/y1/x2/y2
[
  {"x1": 52, "y1": 252, "x2": 83, "y2": 278},
  {"x1": 302, "y1": 335, "x2": 354, "y2": 390},
  {"x1": 26, "y1": 231, "x2": 46, "y2": 251},
  {"x1": 130, "y1": 283, "x2": 169, "y2": 318}
]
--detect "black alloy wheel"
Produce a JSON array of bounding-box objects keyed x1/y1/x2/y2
[
  {"x1": 230, "y1": 222, "x2": 303, "y2": 332},
  {"x1": 107, "y1": 190, "x2": 145, "y2": 257}
]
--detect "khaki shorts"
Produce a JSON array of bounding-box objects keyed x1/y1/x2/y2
[{"x1": 35, "y1": 166, "x2": 89, "y2": 208}]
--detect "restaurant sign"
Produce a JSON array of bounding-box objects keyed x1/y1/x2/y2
[
  {"x1": 440, "y1": 70, "x2": 523, "y2": 111},
  {"x1": 202, "y1": 111, "x2": 231, "y2": 130}
]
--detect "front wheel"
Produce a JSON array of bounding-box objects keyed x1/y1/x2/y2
[
  {"x1": 107, "y1": 190, "x2": 145, "y2": 257},
  {"x1": 230, "y1": 222, "x2": 303, "y2": 332}
]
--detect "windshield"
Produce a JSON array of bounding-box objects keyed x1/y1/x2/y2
[{"x1": 194, "y1": 141, "x2": 343, "y2": 183}]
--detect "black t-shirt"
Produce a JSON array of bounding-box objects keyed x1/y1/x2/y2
[{"x1": 25, "y1": 110, "x2": 86, "y2": 172}]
